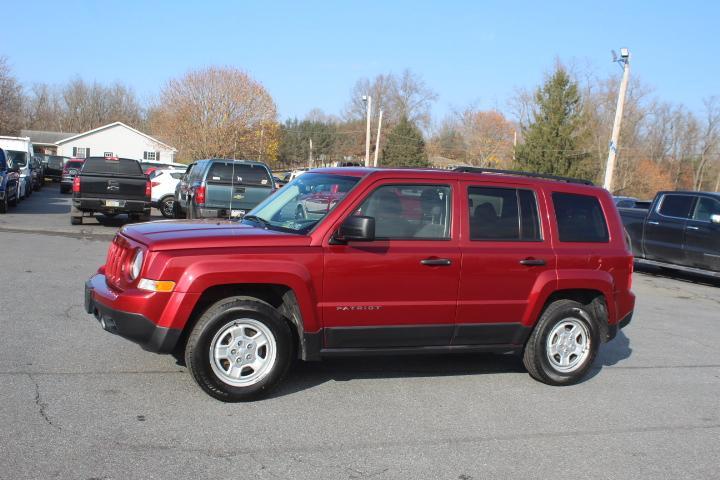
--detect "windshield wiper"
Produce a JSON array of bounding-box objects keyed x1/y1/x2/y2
[{"x1": 242, "y1": 214, "x2": 271, "y2": 229}]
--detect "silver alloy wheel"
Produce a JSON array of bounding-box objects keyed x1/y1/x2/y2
[
  {"x1": 209, "y1": 318, "x2": 277, "y2": 387},
  {"x1": 545, "y1": 318, "x2": 591, "y2": 373},
  {"x1": 161, "y1": 198, "x2": 174, "y2": 217}
]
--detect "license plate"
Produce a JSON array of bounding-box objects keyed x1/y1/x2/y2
[
  {"x1": 105, "y1": 200, "x2": 121, "y2": 207},
  {"x1": 230, "y1": 209, "x2": 246, "y2": 218}
]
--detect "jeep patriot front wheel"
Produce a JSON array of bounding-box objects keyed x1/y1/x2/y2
[{"x1": 185, "y1": 297, "x2": 294, "y2": 401}]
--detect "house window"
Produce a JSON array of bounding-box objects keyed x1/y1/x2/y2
[
  {"x1": 143, "y1": 151, "x2": 159, "y2": 161},
  {"x1": 73, "y1": 147, "x2": 88, "y2": 158},
  {"x1": 104, "y1": 152, "x2": 114, "y2": 158}
]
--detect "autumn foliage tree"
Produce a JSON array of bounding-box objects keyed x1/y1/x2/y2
[{"x1": 149, "y1": 67, "x2": 278, "y2": 163}]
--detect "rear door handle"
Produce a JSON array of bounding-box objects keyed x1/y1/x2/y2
[
  {"x1": 420, "y1": 258, "x2": 452, "y2": 266},
  {"x1": 686, "y1": 225, "x2": 699, "y2": 230},
  {"x1": 519, "y1": 258, "x2": 546, "y2": 266},
  {"x1": 648, "y1": 221, "x2": 659, "y2": 225}
]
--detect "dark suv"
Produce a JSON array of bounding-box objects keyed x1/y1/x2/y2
[{"x1": 85, "y1": 167, "x2": 635, "y2": 401}]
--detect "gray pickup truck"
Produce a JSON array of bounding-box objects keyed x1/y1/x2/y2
[
  {"x1": 180, "y1": 159, "x2": 275, "y2": 219},
  {"x1": 619, "y1": 191, "x2": 720, "y2": 277},
  {"x1": 71, "y1": 157, "x2": 151, "y2": 225}
]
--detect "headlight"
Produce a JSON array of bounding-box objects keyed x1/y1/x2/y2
[{"x1": 130, "y1": 249, "x2": 144, "y2": 280}]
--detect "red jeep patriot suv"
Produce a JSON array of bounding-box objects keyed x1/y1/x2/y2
[{"x1": 84, "y1": 167, "x2": 635, "y2": 401}]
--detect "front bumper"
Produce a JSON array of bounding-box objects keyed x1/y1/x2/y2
[{"x1": 84, "y1": 278, "x2": 181, "y2": 353}]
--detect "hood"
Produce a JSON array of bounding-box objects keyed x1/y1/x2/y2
[{"x1": 119, "y1": 219, "x2": 311, "y2": 251}]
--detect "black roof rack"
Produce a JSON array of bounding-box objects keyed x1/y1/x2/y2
[{"x1": 453, "y1": 166, "x2": 594, "y2": 186}]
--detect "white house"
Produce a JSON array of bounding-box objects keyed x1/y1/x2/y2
[{"x1": 55, "y1": 122, "x2": 177, "y2": 163}]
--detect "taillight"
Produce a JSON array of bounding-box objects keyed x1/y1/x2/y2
[
  {"x1": 72, "y1": 176, "x2": 80, "y2": 193},
  {"x1": 145, "y1": 180, "x2": 151, "y2": 197},
  {"x1": 195, "y1": 185, "x2": 206, "y2": 204},
  {"x1": 627, "y1": 256, "x2": 634, "y2": 290}
]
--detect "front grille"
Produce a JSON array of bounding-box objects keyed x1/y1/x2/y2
[{"x1": 105, "y1": 236, "x2": 133, "y2": 289}]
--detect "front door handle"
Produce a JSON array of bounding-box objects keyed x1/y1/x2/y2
[
  {"x1": 519, "y1": 258, "x2": 546, "y2": 266},
  {"x1": 421, "y1": 258, "x2": 452, "y2": 266},
  {"x1": 686, "y1": 225, "x2": 699, "y2": 230},
  {"x1": 648, "y1": 220, "x2": 660, "y2": 225}
]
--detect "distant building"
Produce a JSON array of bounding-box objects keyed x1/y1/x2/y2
[
  {"x1": 22, "y1": 122, "x2": 177, "y2": 162},
  {"x1": 21, "y1": 130, "x2": 78, "y2": 155}
]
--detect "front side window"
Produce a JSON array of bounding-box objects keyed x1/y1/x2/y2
[
  {"x1": 658, "y1": 194, "x2": 694, "y2": 219},
  {"x1": 354, "y1": 184, "x2": 451, "y2": 240},
  {"x1": 468, "y1": 186, "x2": 541, "y2": 241},
  {"x1": 692, "y1": 197, "x2": 720, "y2": 222},
  {"x1": 552, "y1": 192, "x2": 609, "y2": 243},
  {"x1": 244, "y1": 173, "x2": 360, "y2": 233}
]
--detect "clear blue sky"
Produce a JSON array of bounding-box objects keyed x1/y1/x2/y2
[{"x1": 2, "y1": 0, "x2": 717, "y2": 122}]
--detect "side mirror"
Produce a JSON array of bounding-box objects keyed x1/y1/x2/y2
[
  {"x1": 335, "y1": 216, "x2": 375, "y2": 243},
  {"x1": 711, "y1": 214, "x2": 720, "y2": 225}
]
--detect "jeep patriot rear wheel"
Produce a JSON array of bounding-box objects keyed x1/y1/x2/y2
[
  {"x1": 523, "y1": 299, "x2": 600, "y2": 385},
  {"x1": 185, "y1": 297, "x2": 294, "y2": 401}
]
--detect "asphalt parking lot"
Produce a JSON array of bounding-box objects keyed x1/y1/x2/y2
[{"x1": 1, "y1": 183, "x2": 719, "y2": 479}]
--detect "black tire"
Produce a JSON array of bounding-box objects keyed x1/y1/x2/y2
[
  {"x1": 173, "y1": 200, "x2": 183, "y2": 219},
  {"x1": 185, "y1": 297, "x2": 294, "y2": 402},
  {"x1": 0, "y1": 193, "x2": 7, "y2": 213},
  {"x1": 523, "y1": 299, "x2": 600, "y2": 386},
  {"x1": 159, "y1": 196, "x2": 175, "y2": 218},
  {"x1": 8, "y1": 190, "x2": 17, "y2": 207},
  {"x1": 70, "y1": 215, "x2": 82, "y2": 225}
]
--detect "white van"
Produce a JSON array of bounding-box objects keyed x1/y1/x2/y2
[{"x1": 0, "y1": 136, "x2": 34, "y2": 200}]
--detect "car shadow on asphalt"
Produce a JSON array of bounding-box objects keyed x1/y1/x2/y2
[
  {"x1": 272, "y1": 353, "x2": 526, "y2": 397},
  {"x1": 270, "y1": 332, "x2": 634, "y2": 397},
  {"x1": 634, "y1": 264, "x2": 720, "y2": 288},
  {"x1": 12, "y1": 185, "x2": 71, "y2": 214}
]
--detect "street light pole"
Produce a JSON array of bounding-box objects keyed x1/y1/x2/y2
[
  {"x1": 363, "y1": 95, "x2": 372, "y2": 167},
  {"x1": 603, "y1": 48, "x2": 631, "y2": 192},
  {"x1": 374, "y1": 109, "x2": 383, "y2": 167}
]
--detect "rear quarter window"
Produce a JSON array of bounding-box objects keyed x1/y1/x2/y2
[{"x1": 552, "y1": 192, "x2": 609, "y2": 242}]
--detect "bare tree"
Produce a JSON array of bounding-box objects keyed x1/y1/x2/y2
[
  {"x1": 344, "y1": 69, "x2": 437, "y2": 130},
  {"x1": 0, "y1": 57, "x2": 24, "y2": 135},
  {"x1": 149, "y1": 67, "x2": 278, "y2": 162},
  {"x1": 693, "y1": 97, "x2": 720, "y2": 190}
]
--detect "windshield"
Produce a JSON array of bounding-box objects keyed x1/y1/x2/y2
[{"x1": 243, "y1": 173, "x2": 360, "y2": 233}]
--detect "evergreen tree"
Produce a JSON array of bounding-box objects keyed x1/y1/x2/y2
[
  {"x1": 515, "y1": 66, "x2": 592, "y2": 179},
  {"x1": 382, "y1": 116, "x2": 429, "y2": 167}
]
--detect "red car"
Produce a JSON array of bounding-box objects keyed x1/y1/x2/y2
[{"x1": 84, "y1": 167, "x2": 635, "y2": 401}]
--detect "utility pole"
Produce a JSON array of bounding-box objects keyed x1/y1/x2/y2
[
  {"x1": 363, "y1": 95, "x2": 372, "y2": 167},
  {"x1": 309, "y1": 138, "x2": 313, "y2": 169},
  {"x1": 373, "y1": 109, "x2": 383, "y2": 167},
  {"x1": 603, "y1": 48, "x2": 631, "y2": 191}
]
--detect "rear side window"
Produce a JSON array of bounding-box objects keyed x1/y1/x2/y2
[
  {"x1": 82, "y1": 157, "x2": 142, "y2": 175},
  {"x1": 692, "y1": 197, "x2": 720, "y2": 222},
  {"x1": 552, "y1": 192, "x2": 609, "y2": 243},
  {"x1": 468, "y1": 187, "x2": 541, "y2": 241},
  {"x1": 206, "y1": 163, "x2": 272, "y2": 186},
  {"x1": 659, "y1": 194, "x2": 694, "y2": 219}
]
